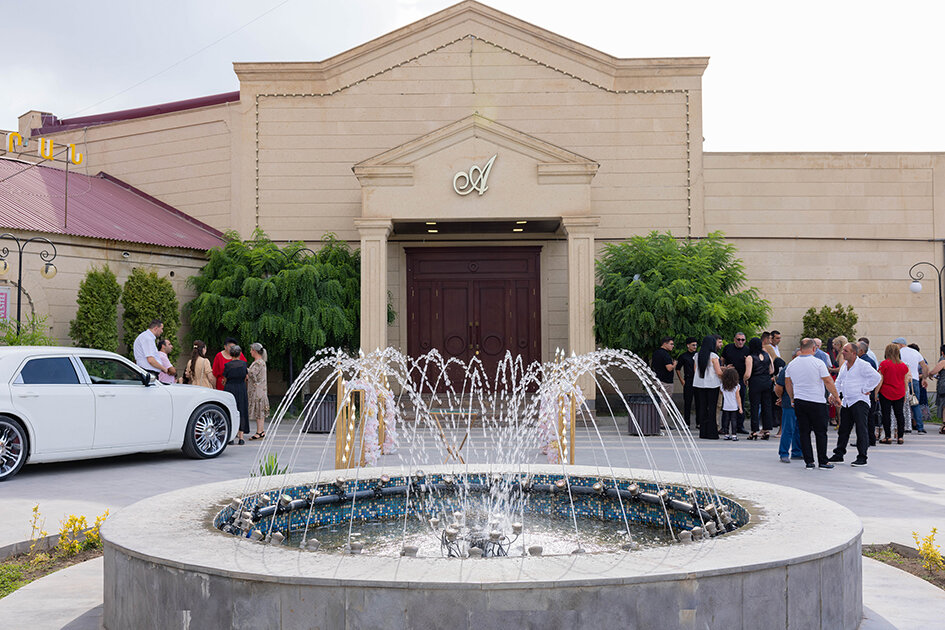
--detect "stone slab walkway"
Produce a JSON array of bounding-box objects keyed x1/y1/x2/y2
[{"x1": 1, "y1": 421, "x2": 943, "y2": 628}]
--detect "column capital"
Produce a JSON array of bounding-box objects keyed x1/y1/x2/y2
[
  {"x1": 561, "y1": 215, "x2": 600, "y2": 236},
  {"x1": 353, "y1": 217, "x2": 393, "y2": 238}
]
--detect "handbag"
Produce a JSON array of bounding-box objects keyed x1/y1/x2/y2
[{"x1": 908, "y1": 382, "x2": 919, "y2": 407}]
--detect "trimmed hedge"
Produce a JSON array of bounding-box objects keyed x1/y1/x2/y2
[
  {"x1": 69, "y1": 265, "x2": 121, "y2": 351},
  {"x1": 121, "y1": 268, "x2": 180, "y2": 361}
]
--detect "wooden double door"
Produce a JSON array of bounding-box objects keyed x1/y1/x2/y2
[{"x1": 406, "y1": 247, "x2": 541, "y2": 382}]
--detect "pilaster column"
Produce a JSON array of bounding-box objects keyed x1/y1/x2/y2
[
  {"x1": 562, "y1": 216, "x2": 600, "y2": 401},
  {"x1": 354, "y1": 218, "x2": 392, "y2": 354}
]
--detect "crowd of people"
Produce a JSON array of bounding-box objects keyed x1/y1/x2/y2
[
  {"x1": 652, "y1": 330, "x2": 944, "y2": 469},
  {"x1": 132, "y1": 320, "x2": 270, "y2": 446}
]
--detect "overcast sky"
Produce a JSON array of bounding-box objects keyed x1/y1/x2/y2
[{"x1": 3, "y1": 0, "x2": 943, "y2": 152}]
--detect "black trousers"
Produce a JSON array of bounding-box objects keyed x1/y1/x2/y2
[
  {"x1": 833, "y1": 401, "x2": 870, "y2": 462},
  {"x1": 748, "y1": 385, "x2": 774, "y2": 432},
  {"x1": 879, "y1": 393, "x2": 905, "y2": 438},
  {"x1": 682, "y1": 383, "x2": 695, "y2": 426},
  {"x1": 794, "y1": 399, "x2": 829, "y2": 465},
  {"x1": 695, "y1": 387, "x2": 720, "y2": 439}
]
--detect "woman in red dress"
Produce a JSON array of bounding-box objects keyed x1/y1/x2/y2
[
  {"x1": 877, "y1": 343, "x2": 911, "y2": 444},
  {"x1": 212, "y1": 337, "x2": 246, "y2": 390}
]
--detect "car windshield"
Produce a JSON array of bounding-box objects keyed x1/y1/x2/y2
[{"x1": 81, "y1": 357, "x2": 143, "y2": 385}]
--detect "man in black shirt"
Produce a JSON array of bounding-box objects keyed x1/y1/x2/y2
[
  {"x1": 675, "y1": 337, "x2": 698, "y2": 427},
  {"x1": 651, "y1": 337, "x2": 677, "y2": 396},
  {"x1": 721, "y1": 332, "x2": 750, "y2": 433}
]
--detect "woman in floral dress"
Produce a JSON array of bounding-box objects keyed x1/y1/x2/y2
[{"x1": 248, "y1": 343, "x2": 269, "y2": 440}]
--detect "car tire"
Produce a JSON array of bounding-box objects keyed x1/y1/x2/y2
[
  {"x1": 0, "y1": 416, "x2": 29, "y2": 481},
  {"x1": 182, "y1": 403, "x2": 229, "y2": 459}
]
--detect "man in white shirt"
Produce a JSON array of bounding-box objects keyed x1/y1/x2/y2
[
  {"x1": 132, "y1": 319, "x2": 173, "y2": 379},
  {"x1": 829, "y1": 343, "x2": 881, "y2": 466},
  {"x1": 770, "y1": 330, "x2": 782, "y2": 358},
  {"x1": 893, "y1": 337, "x2": 927, "y2": 433},
  {"x1": 785, "y1": 337, "x2": 842, "y2": 469}
]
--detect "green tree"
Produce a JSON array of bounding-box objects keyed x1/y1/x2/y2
[
  {"x1": 595, "y1": 231, "x2": 770, "y2": 355},
  {"x1": 186, "y1": 230, "x2": 389, "y2": 375},
  {"x1": 801, "y1": 304, "x2": 858, "y2": 342},
  {"x1": 121, "y1": 268, "x2": 181, "y2": 361},
  {"x1": 69, "y1": 265, "x2": 121, "y2": 351}
]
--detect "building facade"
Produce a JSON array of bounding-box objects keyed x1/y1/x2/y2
[{"x1": 15, "y1": 1, "x2": 945, "y2": 370}]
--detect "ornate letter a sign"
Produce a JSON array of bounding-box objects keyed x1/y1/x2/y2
[{"x1": 453, "y1": 154, "x2": 497, "y2": 196}]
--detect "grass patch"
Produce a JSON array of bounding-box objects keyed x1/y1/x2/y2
[
  {"x1": 0, "y1": 547, "x2": 103, "y2": 599},
  {"x1": 863, "y1": 544, "x2": 945, "y2": 591}
]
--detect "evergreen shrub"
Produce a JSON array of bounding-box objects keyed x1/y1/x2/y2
[
  {"x1": 121, "y1": 268, "x2": 180, "y2": 361},
  {"x1": 69, "y1": 265, "x2": 121, "y2": 351},
  {"x1": 801, "y1": 304, "x2": 858, "y2": 342}
]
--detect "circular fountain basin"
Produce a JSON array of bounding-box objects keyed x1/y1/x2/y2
[{"x1": 101, "y1": 465, "x2": 862, "y2": 629}]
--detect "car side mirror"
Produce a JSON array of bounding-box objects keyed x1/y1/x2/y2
[{"x1": 142, "y1": 372, "x2": 157, "y2": 386}]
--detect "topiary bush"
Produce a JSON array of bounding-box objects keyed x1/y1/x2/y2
[
  {"x1": 801, "y1": 304, "x2": 858, "y2": 342},
  {"x1": 69, "y1": 265, "x2": 121, "y2": 351},
  {"x1": 121, "y1": 268, "x2": 180, "y2": 361}
]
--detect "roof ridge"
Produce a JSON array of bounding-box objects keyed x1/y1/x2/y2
[{"x1": 95, "y1": 172, "x2": 225, "y2": 240}]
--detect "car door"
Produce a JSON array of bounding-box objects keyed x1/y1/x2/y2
[
  {"x1": 78, "y1": 355, "x2": 174, "y2": 448},
  {"x1": 11, "y1": 355, "x2": 95, "y2": 453}
]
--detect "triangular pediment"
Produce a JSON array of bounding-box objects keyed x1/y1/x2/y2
[
  {"x1": 234, "y1": 1, "x2": 707, "y2": 93},
  {"x1": 354, "y1": 114, "x2": 598, "y2": 186}
]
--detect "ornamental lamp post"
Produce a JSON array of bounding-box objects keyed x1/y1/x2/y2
[
  {"x1": 0, "y1": 234, "x2": 58, "y2": 336},
  {"x1": 907, "y1": 261, "x2": 944, "y2": 349}
]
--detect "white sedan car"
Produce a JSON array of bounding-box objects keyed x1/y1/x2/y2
[{"x1": 0, "y1": 346, "x2": 240, "y2": 481}]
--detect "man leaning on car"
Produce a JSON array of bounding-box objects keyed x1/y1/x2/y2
[{"x1": 133, "y1": 319, "x2": 175, "y2": 381}]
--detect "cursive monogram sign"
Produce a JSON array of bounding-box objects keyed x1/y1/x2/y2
[{"x1": 453, "y1": 154, "x2": 497, "y2": 196}]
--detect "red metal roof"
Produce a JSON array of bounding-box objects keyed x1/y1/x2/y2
[
  {"x1": 0, "y1": 158, "x2": 225, "y2": 250},
  {"x1": 31, "y1": 91, "x2": 240, "y2": 136}
]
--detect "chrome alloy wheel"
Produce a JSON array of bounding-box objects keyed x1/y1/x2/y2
[
  {"x1": 0, "y1": 419, "x2": 26, "y2": 480},
  {"x1": 193, "y1": 407, "x2": 228, "y2": 457}
]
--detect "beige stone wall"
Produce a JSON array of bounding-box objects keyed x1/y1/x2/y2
[
  {"x1": 704, "y1": 153, "x2": 945, "y2": 357},
  {"x1": 32, "y1": 104, "x2": 237, "y2": 232},
  {"x1": 1, "y1": 231, "x2": 204, "y2": 371},
  {"x1": 13, "y1": 4, "x2": 945, "y2": 367},
  {"x1": 242, "y1": 35, "x2": 697, "y2": 243}
]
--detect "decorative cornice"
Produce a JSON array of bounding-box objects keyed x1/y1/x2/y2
[
  {"x1": 235, "y1": 1, "x2": 707, "y2": 91},
  {"x1": 352, "y1": 114, "x2": 599, "y2": 188}
]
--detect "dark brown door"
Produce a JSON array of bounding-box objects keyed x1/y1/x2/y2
[{"x1": 406, "y1": 247, "x2": 541, "y2": 385}]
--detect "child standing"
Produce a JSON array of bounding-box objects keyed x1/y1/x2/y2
[{"x1": 720, "y1": 366, "x2": 743, "y2": 441}]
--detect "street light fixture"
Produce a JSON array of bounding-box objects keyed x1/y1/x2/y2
[
  {"x1": 0, "y1": 233, "x2": 58, "y2": 336},
  {"x1": 907, "y1": 261, "x2": 944, "y2": 347}
]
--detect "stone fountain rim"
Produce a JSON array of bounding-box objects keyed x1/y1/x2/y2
[{"x1": 102, "y1": 465, "x2": 862, "y2": 589}]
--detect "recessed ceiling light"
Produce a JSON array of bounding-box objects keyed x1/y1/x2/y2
[
  {"x1": 428, "y1": 229, "x2": 438, "y2": 233},
  {"x1": 512, "y1": 228, "x2": 524, "y2": 232},
  {"x1": 425, "y1": 221, "x2": 437, "y2": 225},
  {"x1": 516, "y1": 220, "x2": 527, "y2": 224}
]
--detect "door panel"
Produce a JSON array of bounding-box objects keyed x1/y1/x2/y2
[
  {"x1": 78, "y1": 356, "x2": 174, "y2": 448},
  {"x1": 441, "y1": 283, "x2": 471, "y2": 361},
  {"x1": 407, "y1": 247, "x2": 541, "y2": 387},
  {"x1": 11, "y1": 356, "x2": 94, "y2": 453},
  {"x1": 475, "y1": 281, "x2": 509, "y2": 380}
]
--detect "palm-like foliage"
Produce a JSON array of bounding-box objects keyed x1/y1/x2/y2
[
  {"x1": 595, "y1": 231, "x2": 769, "y2": 355},
  {"x1": 186, "y1": 230, "x2": 387, "y2": 373}
]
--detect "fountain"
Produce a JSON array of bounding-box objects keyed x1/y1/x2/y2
[{"x1": 101, "y1": 349, "x2": 862, "y2": 629}]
